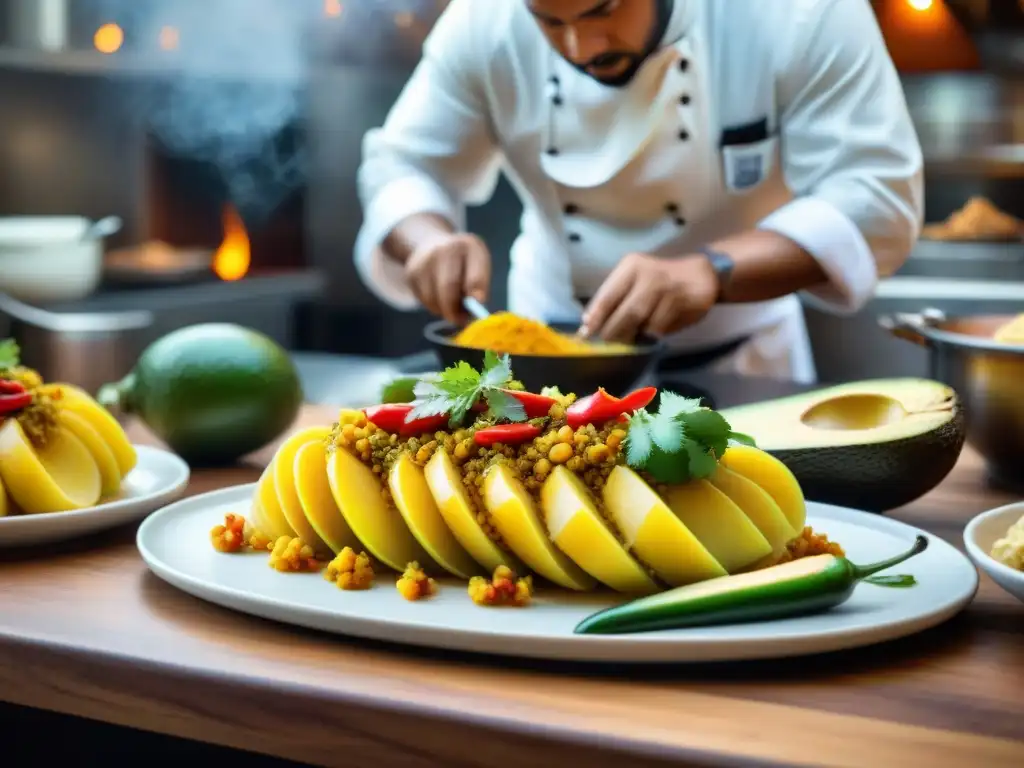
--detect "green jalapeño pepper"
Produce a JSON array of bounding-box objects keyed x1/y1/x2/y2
[
  {"x1": 566, "y1": 386, "x2": 657, "y2": 429},
  {"x1": 574, "y1": 535, "x2": 929, "y2": 635}
]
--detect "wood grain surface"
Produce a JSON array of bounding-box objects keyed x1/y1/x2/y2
[{"x1": 0, "y1": 403, "x2": 1022, "y2": 768}]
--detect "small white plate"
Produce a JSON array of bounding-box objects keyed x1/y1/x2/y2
[
  {"x1": 964, "y1": 502, "x2": 1024, "y2": 604},
  {"x1": 138, "y1": 485, "x2": 978, "y2": 664},
  {"x1": 0, "y1": 446, "x2": 190, "y2": 548}
]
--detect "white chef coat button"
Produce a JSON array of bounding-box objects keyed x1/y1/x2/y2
[
  {"x1": 564, "y1": 203, "x2": 579, "y2": 215},
  {"x1": 547, "y1": 147, "x2": 559, "y2": 156},
  {"x1": 549, "y1": 75, "x2": 560, "y2": 85},
  {"x1": 568, "y1": 233, "x2": 582, "y2": 243},
  {"x1": 552, "y1": 94, "x2": 564, "y2": 107},
  {"x1": 674, "y1": 216, "x2": 687, "y2": 227},
  {"x1": 678, "y1": 59, "x2": 689, "y2": 72},
  {"x1": 679, "y1": 94, "x2": 691, "y2": 106},
  {"x1": 678, "y1": 129, "x2": 690, "y2": 141}
]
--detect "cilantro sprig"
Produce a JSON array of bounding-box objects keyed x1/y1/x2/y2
[
  {"x1": 623, "y1": 391, "x2": 756, "y2": 484},
  {"x1": 0, "y1": 339, "x2": 20, "y2": 372},
  {"x1": 406, "y1": 351, "x2": 526, "y2": 428}
]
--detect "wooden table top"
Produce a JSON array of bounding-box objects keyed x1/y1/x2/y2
[{"x1": 1, "y1": 403, "x2": 1022, "y2": 768}]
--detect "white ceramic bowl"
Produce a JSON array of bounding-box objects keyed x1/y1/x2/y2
[
  {"x1": 963, "y1": 501, "x2": 1024, "y2": 604},
  {"x1": 0, "y1": 216, "x2": 106, "y2": 303}
]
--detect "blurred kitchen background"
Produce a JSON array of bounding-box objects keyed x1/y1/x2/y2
[{"x1": 0, "y1": 0, "x2": 1023, "y2": 394}]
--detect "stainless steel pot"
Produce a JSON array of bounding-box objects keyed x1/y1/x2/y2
[
  {"x1": 0, "y1": 291, "x2": 152, "y2": 397},
  {"x1": 879, "y1": 308, "x2": 1024, "y2": 489}
]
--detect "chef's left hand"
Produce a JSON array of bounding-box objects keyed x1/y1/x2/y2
[{"x1": 581, "y1": 252, "x2": 719, "y2": 343}]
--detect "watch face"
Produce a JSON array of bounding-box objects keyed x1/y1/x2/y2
[
  {"x1": 699, "y1": 248, "x2": 734, "y2": 300},
  {"x1": 704, "y1": 249, "x2": 734, "y2": 280}
]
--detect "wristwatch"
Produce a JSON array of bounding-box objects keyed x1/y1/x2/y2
[{"x1": 697, "y1": 246, "x2": 735, "y2": 302}]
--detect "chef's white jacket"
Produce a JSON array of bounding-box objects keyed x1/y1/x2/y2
[{"x1": 355, "y1": 0, "x2": 924, "y2": 383}]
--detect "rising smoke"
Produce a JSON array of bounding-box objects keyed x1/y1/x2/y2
[{"x1": 94, "y1": 0, "x2": 314, "y2": 224}]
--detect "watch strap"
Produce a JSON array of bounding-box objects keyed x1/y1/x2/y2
[{"x1": 697, "y1": 246, "x2": 735, "y2": 302}]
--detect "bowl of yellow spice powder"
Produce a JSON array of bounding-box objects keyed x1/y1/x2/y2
[{"x1": 425, "y1": 313, "x2": 663, "y2": 396}]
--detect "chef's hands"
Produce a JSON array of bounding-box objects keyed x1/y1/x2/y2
[
  {"x1": 405, "y1": 232, "x2": 492, "y2": 324},
  {"x1": 581, "y1": 252, "x2": 719, "y2": 343}
]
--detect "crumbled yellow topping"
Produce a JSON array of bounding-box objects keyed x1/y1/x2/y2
[
  {"x1": 210, "y1": 513, "x2": 248, "y2": 553},
  {"x1": 269, "y1": 536, "x2": 322, "y2": 573},
  {"x1": 248, "y1": 528, "x2": 273, "y2": 551},
  {"x1": 468, "y1": 565, "x2": 532, "y2": 607},
  {"x1": 396, "y1": 561, "x2": 437, "y2": 601},
  {"x1": 209, "y1": 513, "x2": 272, "y2": 554},
  {"x1": 774, "y1": 526, "x2": 846, "y2": 565},
  {"x1": 5, "y1": 370, "x2": 60, "y2": 448},
  {"x1": 325, "y1": 546, "x2": 375, "y2": 590}
]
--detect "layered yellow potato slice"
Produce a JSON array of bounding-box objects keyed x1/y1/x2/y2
[
  {"x1": 720, "y1": 444, "x2": 807, "y2": 531},
  {"x1": 293, "y1": 440, "x2": 361, "y2": 554},
  {"x1": 603, "y1": 466, "x2": 726, "y2": 587},
  {"x1": 425, "y1": 448, "x2": 522, "y2": 573},
  {"x1": 0, "y1": 419, "x2": 102, "y2": 513},
  {"x1": 390, "y1": 454, "x2": 479, "y2": 578},
  {"x1": 0, "y1": 379, "x2": 139, "y2": 515},
  {"x1": 483, "y1": 464, "x2": 595, "y2": 590},
  {"x1": 44, "y1": 383, "x2": 138, "y2": 477},
  {"x1": 59, "y1": 410, "x2": 123, "y2": 499},
  {"x1": 326, "y1": 445, "x2": 434, "y2": 573},
  {"x1": 248, "y1": 408, "x2": 817, "y2": 595},
  {"x1": 273, "y1": 427, "x2": 333, "y2": 557}
]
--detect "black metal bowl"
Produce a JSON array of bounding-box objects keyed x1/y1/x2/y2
[{"x1": 424, "y1": 320, "x2": 664, "y2": 396}]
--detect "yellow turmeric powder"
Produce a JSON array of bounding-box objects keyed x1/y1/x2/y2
[{"x1": 452, "y1": 312, "x2": 631, "y2": 356}]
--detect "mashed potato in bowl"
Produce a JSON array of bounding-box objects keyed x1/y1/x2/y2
[{"x1": 991, "y1": 514, "x2": 1024, "y2": 571}]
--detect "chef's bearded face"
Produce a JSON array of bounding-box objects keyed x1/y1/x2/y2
[{"x1": 527, "y1": 0, "x2": 664, "y2": 86}]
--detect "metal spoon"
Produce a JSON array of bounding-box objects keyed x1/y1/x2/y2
[
  {"x1": 462, "y1": 296, "x2": 491, "y2": 320},
  {"x1": 83, "y1": 215, "x2": 123, "y2": 241}
]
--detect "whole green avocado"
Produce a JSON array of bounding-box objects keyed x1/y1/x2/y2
[{"x1": 99, "y1": 323, "x2": 303, "y2": 466}]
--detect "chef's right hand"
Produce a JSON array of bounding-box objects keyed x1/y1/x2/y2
[{"x1": 405, "y1": 232, "x2": 492, "y2": 325}]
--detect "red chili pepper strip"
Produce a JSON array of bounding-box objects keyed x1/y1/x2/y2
[
  {"x1": 473, "y1": 423, "x2": 542, "y2": 447},
  {"x1": 566, "y1": 386, "x2": 658, "y2": 429},
  {"x1": 505, "y1": 390, "x2": 558, "y2": 419},
  {"x1": 363, "y1": 404, "x2": 448, "y2": 437},
  {"x1": 470, "y1": 390, "x2": 556, "y2": 418},
  {"x1": 0, "y1": 379, "x2": 26, "y2": 395},
  {"x1": 0, "y1": 392, "x2": 32, "y2": 414}
]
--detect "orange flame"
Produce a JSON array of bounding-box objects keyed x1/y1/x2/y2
[{"x1": 212, "y1": 205, "x2": 251, "y2": 281}]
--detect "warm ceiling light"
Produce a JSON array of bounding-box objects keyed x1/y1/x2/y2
[
  {"x1": 325, "y1": 0, "x2": 342, "y2": 17},
  {"x1": 159, "y1": 26, "x2": 179, "y2": 51},
  {"x1": 907, "y1": 0, "x2": 934, "y2": 10},
  {"x1": 93, "y1": 23, "x2": 124, "y2": 54}
]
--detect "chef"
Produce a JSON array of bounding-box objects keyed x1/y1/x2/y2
[{"x1": 354, "y1": 0, "x2": 923, "y2": 383}]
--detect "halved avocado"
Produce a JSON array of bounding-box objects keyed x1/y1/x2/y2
[{"x1": 720, "y1": 378, "x2": 966, "y2": 512}]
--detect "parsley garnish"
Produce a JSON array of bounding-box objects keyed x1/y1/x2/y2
[
  {"x1": 864, "y1": 574, "x2": 917, "y2": 588},
  {"x1": 623, "y1": 390, "x2": 757, "y2": 484},
  {"x1": 0, "y1": 338, "x2": 20, "y2": 372},
  {"x1": 407, "y1": 351, "x2": 526, "y2": 428}
]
